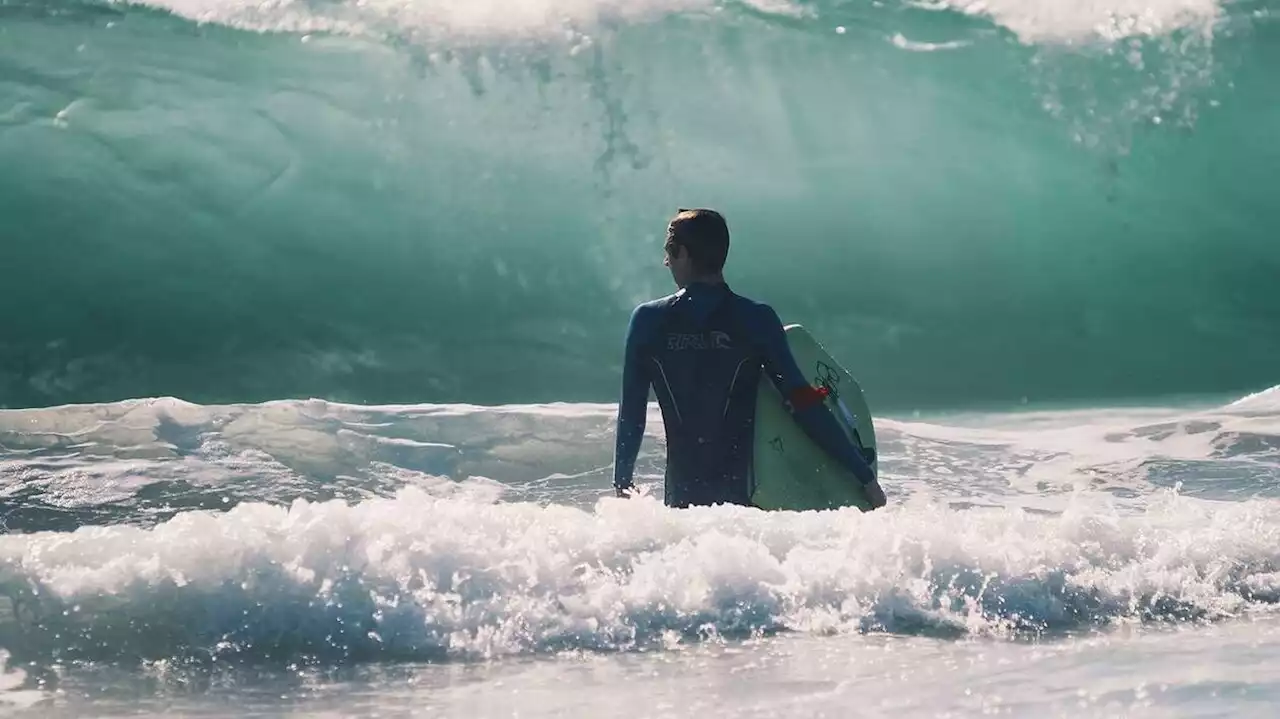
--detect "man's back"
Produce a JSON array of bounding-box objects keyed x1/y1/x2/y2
[{"x1": 619, "y1": 283, "x2": 771, "y2": 507}]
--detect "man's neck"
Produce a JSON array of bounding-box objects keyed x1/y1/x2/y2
[{"x1": 684, "y1": 274, "x2": 725, "y2": 288}]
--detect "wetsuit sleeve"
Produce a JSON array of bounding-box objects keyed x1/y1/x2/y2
[
  {"x1": 756, "y1": 307, "x2": 878, "y2": 486},
  {"x1": 613, "y1": 305, "x2": 652, "y2": 492}
]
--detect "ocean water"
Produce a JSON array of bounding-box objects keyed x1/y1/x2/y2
[
  {"x1": 4, "y1": 0, "x2": 1280, "y2": 715},
  {"x1": 2, "y1": 0, "x2": 1279, "y2": 410},
  {"x1": 0, "y1": 389, "x2": 1278, "y2": 716}
]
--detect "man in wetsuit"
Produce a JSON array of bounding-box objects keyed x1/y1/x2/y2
[{"x1": 612, "y1": 208, "x2": 887, "y2": 509}]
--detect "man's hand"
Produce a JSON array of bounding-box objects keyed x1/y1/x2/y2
[{"x1": 864, "y1": 480, "x2": 887, "y2": 510}]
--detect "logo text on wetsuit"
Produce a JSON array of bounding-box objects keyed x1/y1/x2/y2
[{"x1": 666, "y1": 331, "x2": 732, "y2": 351}]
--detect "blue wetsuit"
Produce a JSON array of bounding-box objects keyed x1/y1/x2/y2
[{"x1": 613, "y1": 281, "x2": 877, "y2": 508}]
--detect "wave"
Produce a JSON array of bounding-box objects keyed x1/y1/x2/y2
[
  {"x1": 0, "y1": 481, "x2": 1278, "y2": 669},
  {"x1": 121, "y1": 0, "x2": 1219, "y2": 44},
  {"x1": 1, "y1": 0, "x2": 1277, "y2": 410},
  {"x1": 1, "y1": 387, "x2": 1278, "y2": 530},
  {"x1": 0, "y1": 387, "x2": 1275, "y2": 669}
]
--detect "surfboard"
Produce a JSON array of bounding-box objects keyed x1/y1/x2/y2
[{"x1": 750, "y1": 324, "x2": 878, "y2": 512}]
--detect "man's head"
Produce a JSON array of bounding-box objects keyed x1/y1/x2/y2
[{"x1": 663, "y1": 208, "x2": 730, "y2": 288}]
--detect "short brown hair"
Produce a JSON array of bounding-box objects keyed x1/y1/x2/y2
[{"x1": 666, "y1": 208, "x2": 730, "y2": 274}]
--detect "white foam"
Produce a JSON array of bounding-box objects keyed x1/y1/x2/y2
[
  {"x1": 126, "y1": 0, "x2": 803, "y2": 39},
  {"x1": 890, "y1": 33, "x2": 973, "y2": 52},
  {"x1": 0, "y1": 390, "x2": 1277, "y2": 664},
  {"x1": 939, "y1": 0, "x2": 1222, "y2": 44},
  {"x1": 125, "y1": 0, "x2": 1224, "y2": 45},
  {"x1": 1228, "y1": 385, "x2": 1280, "y2": 413},
  {"x1": 3, "y1": 389, "x2": 1278, "y2": 517},
  {"x1": 0, "y1": 651, "x2": 44, "y2": 710},
  {"x1": 0, "y1": 484, "x2": 1278, "y2": 664},
  {"x1": 886, "y1": 391, "x2": 1280, "y2": 496}
]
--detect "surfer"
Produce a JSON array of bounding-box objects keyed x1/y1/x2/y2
[{"x1": 613, "y1": 208, "x2": 887, "y2": 510}]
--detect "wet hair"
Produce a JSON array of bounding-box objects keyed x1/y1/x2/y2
[{"x1": 666, "y1": 208, "x2": 730, "y2": 275}]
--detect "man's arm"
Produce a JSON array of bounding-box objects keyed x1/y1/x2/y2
[
  {"x1": 755, "y1": 306, "x2": 879, "y2": 489},
  {"x1": 613, "y1": 305, "x2": 652, "y2": 495}
]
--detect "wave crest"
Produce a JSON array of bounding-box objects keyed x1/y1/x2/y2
[{"x1": 1, "y1": 485, "x2": 1277, "y2": 667}]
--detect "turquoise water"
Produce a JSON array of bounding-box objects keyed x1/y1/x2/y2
[
  {"x1": 3, "y1": 0, "x2": 1280, "y2": 715},
  {"x1": 2, "y1": 0, "x2": 1278, "y2": 410}
]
